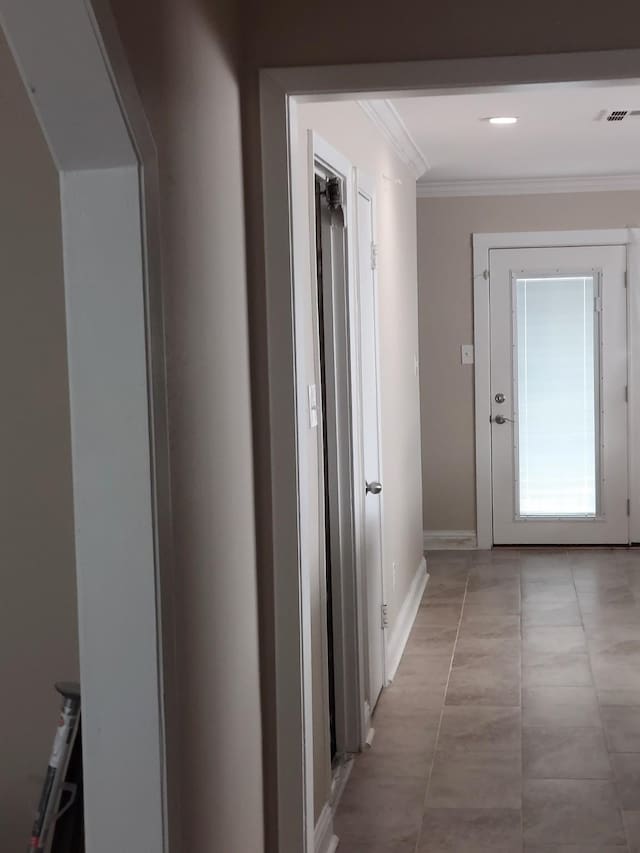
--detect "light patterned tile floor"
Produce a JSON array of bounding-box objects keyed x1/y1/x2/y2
[{"x1": 334, "y1": 548, "x2": 640, "y2": 852}]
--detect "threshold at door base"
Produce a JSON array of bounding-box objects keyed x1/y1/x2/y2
[{"x1": 423, "y1": 530, "x2": 477, "y2": 550}]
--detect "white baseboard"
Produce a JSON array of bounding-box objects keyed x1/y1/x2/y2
[
  {"x1": 314, "y1": 802, "x2": 339, "y2": 853},
  {"x1": 385, "y1": 556, "x2": 428, "y2": 681},
  {"x1": 423, "y1": 529, "x2": 477, "y2": 550},
  {"x1": 330, "y1": 756, "x2": 353, "y2": 807},
  {"x1": 316, "y1": 758, "x2": 353, "y2": 853}
]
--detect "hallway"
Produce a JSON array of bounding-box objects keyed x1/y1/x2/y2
[{"x1": 334, "y1": 548, "x2": 640, "y2": 852}]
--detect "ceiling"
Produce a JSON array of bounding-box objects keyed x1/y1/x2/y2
[{"x1": 389, "y1": 82, "x2": 640, "y2": 193}]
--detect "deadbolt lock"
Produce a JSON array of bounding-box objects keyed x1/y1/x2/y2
[{"x1": 495, "y1": 392, "x2": 506, "y2": 404}]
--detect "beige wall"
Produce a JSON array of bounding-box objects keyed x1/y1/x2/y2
[
  {"x1": 109, "y1": 2, "x2": 264, "y2": 850},
  {"x1": 0, "y1": 30, "x2": 78, "y2": 847},
  {"x1": 295, "y1": 101, "x2": 424, "y2": 818},
  {"x1": 246, "y1": 0, "x2": 640, "y2": 67},
  {"x1": 417, "y1": 191, "x2": 640, "y2": 532}
]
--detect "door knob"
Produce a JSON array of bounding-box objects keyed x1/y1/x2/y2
[
  {"x1": 366, "y1": 481, "x2": 382, "y2": 495},
  {"x1": 492, "y1": 414, "x2": 514, "y2": 425}
]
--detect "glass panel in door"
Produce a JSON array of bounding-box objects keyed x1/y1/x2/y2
[{"x1": 514, "y1": 274, "x2": 599, "y2": 518}]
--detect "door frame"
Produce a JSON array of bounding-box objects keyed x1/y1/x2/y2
[
  {"x1": 260, "y1": 51, "x2": 640, "y2": 853},
  {"x1": 354, "y1": 168, "x2": 388, "y2": 713},
  {"x1": 473, "y1": 228, "x2": 640, "y2": 549},
  {"x1": 310, "y1": 132, "x2": 367, "y2": 765},
  {"x1": 0, "y1": 1, "x2": 172, "y2": 851}
]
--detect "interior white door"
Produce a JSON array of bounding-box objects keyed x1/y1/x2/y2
[
  {"x1": 357, "y1": 179, "x2": 385, "y2": 708},
  {"x1": 490, "y1": 245, "x2": 629, "y2": 545}
]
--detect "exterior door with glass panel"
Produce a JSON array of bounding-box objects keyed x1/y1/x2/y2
[{"x1": 490, "y1": 245, "x2": 629, "y2": 545}]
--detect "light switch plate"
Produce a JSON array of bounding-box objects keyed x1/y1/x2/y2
[
  {"x1": 461, "y1": 344, "x2": 474, "y2": 365},
  {"x1": 308, "y1": 384, "x2": 318, "y2": 428}
]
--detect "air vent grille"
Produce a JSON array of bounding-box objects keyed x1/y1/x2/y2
[{"x1": 598, "y1": 109, "x2": 640, "y2": 122}]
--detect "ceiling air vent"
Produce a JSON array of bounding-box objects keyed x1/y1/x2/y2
[
  {"x1": 607, "y1": 110, "x2": 628, "y2": 121},
  {"x1": 596, "y1": 110, "x2": 640, "y2": 122}
]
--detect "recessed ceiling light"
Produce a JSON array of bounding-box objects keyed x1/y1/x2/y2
[{"x1": 488, "y1": 116, "x2": 518, "y2": 125}]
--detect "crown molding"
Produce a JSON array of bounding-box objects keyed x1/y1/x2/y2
[
  {"x1": 416, "y1": 173, "x2": 640, "y2": 198},
  {"x1": 358, "y1": 99, "x2": 429, "y2": 179}
]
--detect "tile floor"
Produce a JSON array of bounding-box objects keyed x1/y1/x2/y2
[{"x1": 334, "y1": 548, "x2": 640, "y2": 852}]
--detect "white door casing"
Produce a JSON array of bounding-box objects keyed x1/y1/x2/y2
[
  {"x1": 489, "y1": 244, "x2": 629, "y2": 545},
  {"x1": 474, "y1": 228, "x2": 640, "y2": 551},
  {"x1": 355, "y1": 173, "x2": 386, "y2": 708}
]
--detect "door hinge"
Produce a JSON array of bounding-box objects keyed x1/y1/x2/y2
[
  {"x1": 381, "y1": 603, "x2": 389, "y2": 629},
  {"x1": 483, "y1": 269, "x2": 489, "y2": 280},
  {"x1": 371, "y1": 242, "x2": 378, "y2": 270},
  {"x1": 625, "y1": 385, "x2": 629, "y2": 403},
  {"x1": 594, "y1": 295, "x2": 602, "y2": 313},
  {"x1": 627, "y1": 499, "x2": 631, "y2": 517},
  {"x1": 625, "y1": 270, "x2": 628, "y2": 289}
]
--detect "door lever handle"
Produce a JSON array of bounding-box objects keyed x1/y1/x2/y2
[{"x1": 492, "y1": 414, "x2": 514, "y2": 425}]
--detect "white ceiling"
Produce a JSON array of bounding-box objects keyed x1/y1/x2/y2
[{"x1": 391, "y1": 83, "x2": 640, "y2": 190}]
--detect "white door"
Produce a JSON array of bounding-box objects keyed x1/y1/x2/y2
[
  {"x1": 357, "y1": 177, "x2": 385, "y2": 708},
  {"x1": 490, "y1": 245, "x2": 629, "y2": 545}
]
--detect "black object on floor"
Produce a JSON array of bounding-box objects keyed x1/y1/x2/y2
[{"x1": 28, "y1": 682, "x2": 84, "y2": 853}]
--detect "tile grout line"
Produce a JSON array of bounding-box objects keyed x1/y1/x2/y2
[{"x1": 412, "y1": 558, "x2": 471, "y2": 853}]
